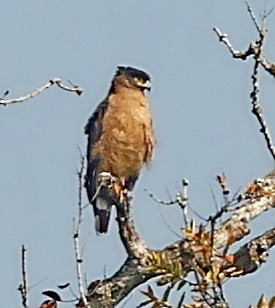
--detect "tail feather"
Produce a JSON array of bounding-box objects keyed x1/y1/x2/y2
[
  {"x1": 95, "y1": 209, "x2": 111, "y2": 234},
  {"x1": 93, "y1": 198, "x2": 111, "y2": 234}
]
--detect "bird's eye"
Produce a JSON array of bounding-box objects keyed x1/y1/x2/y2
[
  {"x1": 133, "y1": 76, "x2": 151, "y2": 90},
  {"x1": 134, "y1": 76, "x2": 143, "y2": 84}
]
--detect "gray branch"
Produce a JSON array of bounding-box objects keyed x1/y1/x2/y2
[
  {"x1": 214, "y1": 8, "x2": 275, "y2": 161},
  {"x1": 0, "y1": 78, "x2": 82, "y2": 106},
  {"x1": 230, "y1": 227, "x2": 275, "y2": 276},
  {"x1": 77, "y1": 171, "x2": 275, "y2": 307}
]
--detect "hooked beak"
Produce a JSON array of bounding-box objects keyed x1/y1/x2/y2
[{"x1": 142, "y1": 79, "x2": 151, "y2": 91}]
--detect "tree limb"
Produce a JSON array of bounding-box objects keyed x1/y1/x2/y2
[
  {"x1": 77, "y1": 171, "x2": 275, "y2": 307},
  {"x1": 0, "y1": 78, "x2": 82, "y2": 106},
  {"x1": 18, "y1": 245, "x2": 28, "y2": 308},
  {"x1": 229, "y1": 227, "x2": 275, "y2": 276},
  {"x1": 214, "y1": 4, "x2": 275, "y2": 161}
]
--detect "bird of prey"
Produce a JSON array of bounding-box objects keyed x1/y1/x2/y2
[{"x1": 85, "y1": 66, "x2": 155, "y2": 234}]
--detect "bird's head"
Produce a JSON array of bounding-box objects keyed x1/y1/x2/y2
[{"x1": 113, "y1": 66, "x2": 151, "y2": 92}]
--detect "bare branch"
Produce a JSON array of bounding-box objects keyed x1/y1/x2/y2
[
  {"x1": 228, "y1": 227, "x2": 275, "y2": 276},
  {"x1": 77, "y1": 190, "x2": 191, "y2": 306},
  {"x1": 245, "y1": 1, "x2": 261, "y2": 33},
  {"x1": 17, "y1": 245, "x2": 28, "y2": 308},
  {"x1": 213, "y1": 26, "x2": 275, "y2": 81},
  {"x1": 258, "y1": 55, "x2": 275, "y2": 77},
  {"x1": 214, "y1": 172, "x2": 275, "y2": 249},
  {"x1": 116, "y1": 194, "x2": 149, "y2": 259},
  {"x1": 261, "y1": 0, "x2": 274, "y2": 25},
  {"x1": 73, "y1": 154, "x2": 90, "y2": 307},
  {"x1": 250, "y1": 64, "x2": 275, "y2": 160},
  {"x1": 213, "y1": 27, "x2": 255, "y2": 60},
  {"x1": 0, "y1": 78, "x2": 82, "y2": 106},
  {"x1": 146, "y1": 178, "x2": 189, "y2": 226},
  {"x1": 214, "y1": 4, "x2": 275, "y2": 161},
  {"x1": 245, "y1": 4, "x2": 275, "y2": 161},
  {"x1": 75, "y1": 170, "x2": 275, "y2": 307},
  {"x1": 251, "y1": 102, "x2": 275, "y2": 160}
]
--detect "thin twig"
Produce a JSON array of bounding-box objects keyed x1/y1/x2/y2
[
  {"x1": 246, "y1": 4, "x2": 275, "y2": 160},
  {"x1": 246, "y1": 1, "x2": 261, "y2": 32},
  {"x1": 158, "y1": 207, "x2": 183, "y2": 239},
  {"x1": 251, "y1": 103, "x2": 275, "y2": 160},
  {"x1": 213, "y1": 27, "x2": 255, "y2": 60},
  {"x1": 213, "y1": 25, "x2": 275, "y2": 77},
  {"x1": 261, "y1": 0, "x2": 274, "y2": 25},
  {"x1": 210, "y1": 186, "x2": 219, "y2": 214},
  {"x1": 0, "y1": 78, "x2": 82, "y2": 106},
  {"x1": 146, "y1": 188, "x2": 178, "y2": 206},
  {"x1": 213, "y1": 27, "x2": 275, "y2": 80},
  {"x1": 73, "y1": 154, "x2": 90, "y2": 307},
  {"x1": 77, "y1": 152, "x2": 85, "y2": 223},
  {"x1": 214, "y1": 4, "x2": 275, "y2": 161},
  {"x1": 18, "y1": 245, "x2": 28, "y2": 308},
  {"x1": 146, "y1": 179, "x2": 189, "y2": 216}
]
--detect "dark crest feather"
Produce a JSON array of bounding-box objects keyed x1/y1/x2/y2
[{"x1": 116, "y1": 66, "x2": 150, "y2": 82}]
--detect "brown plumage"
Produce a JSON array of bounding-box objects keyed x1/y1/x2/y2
[{"x1": 85, "y1": 66, "x2": 155, "y2": 234}]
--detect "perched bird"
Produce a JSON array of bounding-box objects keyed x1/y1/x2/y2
[{"x1": 85, "y1": 66, "x2": 155, "y2": 234}]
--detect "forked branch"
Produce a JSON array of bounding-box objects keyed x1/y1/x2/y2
[
  {"x1": 0, "y1": 78, "x2": 82, "y2": 106},
  {"x1": 214, "y1": 3, "x2": 275, "y2": 161}
]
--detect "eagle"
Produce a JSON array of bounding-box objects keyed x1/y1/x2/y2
[{"x1": 85, "y1": 66, "x2": 155, "y2": 234}]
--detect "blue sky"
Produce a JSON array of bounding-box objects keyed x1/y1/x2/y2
[{"x1": 1, "y1": 1, "x2": 275, "y2": 307}]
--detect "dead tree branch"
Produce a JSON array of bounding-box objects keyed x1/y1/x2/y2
[
  {"x1": 116, "y1": 194, "x2": 149, "y2": 260},
  {"x1": 0, "y1": 78, "x2": 82, "y2": 106},
  {"x1": 214, "y1": 171, "x2": 275, "y2": 249},
  {"x1": 18, "y1": 245, "x2": 28, "y2": 308},
  {"x1": 77, "y1": 170, "x2": 275, "y2": 307},
  {"x1": 214, "y1": 4, "x2": 275, "y2": 161},
  {"x1": 73, "y1": 154, "x2": 90, "y2": 307},
  {"x1": 229, "y1": 227, "x2": 275, "y2": 276}
]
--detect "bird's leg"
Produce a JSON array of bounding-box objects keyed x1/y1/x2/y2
[
  {"x1": 112, "y1": 181, "x2": 126, "y2": 203},
  {"x1": 98, "y1": 172, "x2": 115, "y2": 187}
]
